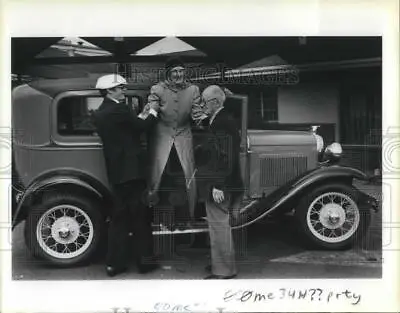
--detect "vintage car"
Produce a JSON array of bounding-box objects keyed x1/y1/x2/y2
[{"x1": 11, "y1": 77, "x2": 379, "y2": 267}]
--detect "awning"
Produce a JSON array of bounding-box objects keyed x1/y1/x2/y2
[{"x1": 12, "y1": 36, "x2": 382, "y2": 76}]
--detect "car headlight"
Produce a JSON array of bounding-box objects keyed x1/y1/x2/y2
[{"x1": 324, "y1": 142, "x2": 343, "y2": 160}]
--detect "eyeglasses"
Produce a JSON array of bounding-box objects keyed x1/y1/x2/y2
[
  {"x1": 115, "y1": 85, "x2": 127, "y2": 90},
  {"x1": 202, "y1": 97, "x2": 218, "y2": 104}
]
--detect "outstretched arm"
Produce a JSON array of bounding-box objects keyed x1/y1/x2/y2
[
  {"x1": 114, "y1": 105, "x2": 157, "y2": 131},
  {"x1": 191, "y1": 85, "x2": 208, "y2": 125},
  {"x1": 139, "y1": 84, "x2": 162, "y2": 119}
]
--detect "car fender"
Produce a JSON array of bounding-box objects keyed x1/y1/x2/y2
[
  {"x1": 291, "y1": 165, "x2": 368, "y2": 188},
  {"x1": 232, "y1": 165, "x2": 370, "y2": 229},
  {"x1": 12, "y1": 170, "x2": 112, "y2": 229}
]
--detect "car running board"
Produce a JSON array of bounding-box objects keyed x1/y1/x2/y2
[
  {"x1": 150, "y1": 221, "x2": 209, "y2": 235},
  {"x1": 152, "y1": 227, "x2": 210, "y2": 235}
]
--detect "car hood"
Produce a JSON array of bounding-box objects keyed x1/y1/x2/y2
[{"x1": 247, "y1": 129, "x2": 316, "y2": 147}]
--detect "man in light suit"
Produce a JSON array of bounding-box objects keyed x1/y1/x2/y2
[
  {"x1": 200, "y1": 85, "x2": 244, "y2": 279},
  {"x1": 141, "y1": 57, "x2": 206, "y2": 224}
]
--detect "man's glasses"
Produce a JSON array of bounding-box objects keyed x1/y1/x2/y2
[
  {"x1": 202, "y1": 97, "x2": 218, "y2": 104},
  {"x1": 115, "y1": 85, "x2": 127, "y2": 90}
]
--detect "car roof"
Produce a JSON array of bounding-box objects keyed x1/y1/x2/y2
[
  {"x1": 27, "y1": 77, "x2": 97, "y2": 98},
  {"x1": 27, "y1": 76, "x2": 150, "y2": 98}
]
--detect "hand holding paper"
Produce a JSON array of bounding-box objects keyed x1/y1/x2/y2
[
  {"x1": 149, "y1": 101, "x2": 160, "y2": 112},
  {"x1": 138, "y1": 103, "x2": 151, "y2": 120}
]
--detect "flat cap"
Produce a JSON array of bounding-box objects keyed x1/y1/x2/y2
[{"x1": 95, "y1": 74, "x2": 127, "y2": 89}]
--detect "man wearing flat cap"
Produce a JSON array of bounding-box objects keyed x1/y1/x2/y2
[
  {"x1": 93, "y1": 74, "x2": 160, "y2": 277},
  {"x1": 141, "y1": 57, "x2": 206, "y2": 225}
]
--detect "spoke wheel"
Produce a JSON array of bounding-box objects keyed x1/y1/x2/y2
[
  {"x1": 306, "y1": 192, "x2": 360, "y2": 243},
  {"x1": 295, "y1": 183, "x2": 371, "y2": 250},
  {"x1": 25, "y1": 192, "x2": 103, "y2": 266},
  {"x1": 36, "y1": 205, "x2": 94, "y2": 259}
]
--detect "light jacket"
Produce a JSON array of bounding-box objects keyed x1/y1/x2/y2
[{"x1": 144, "y1": 80, "x2": 204, "y2": 194}]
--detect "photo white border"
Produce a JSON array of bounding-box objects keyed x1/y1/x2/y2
[{"x1": 1, "y1": 0, "x2": 399, "y2": 312}]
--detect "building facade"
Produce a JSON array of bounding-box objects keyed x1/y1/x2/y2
[{"x1": 222, "y1": 63, "x2": 382, "y2": 174}]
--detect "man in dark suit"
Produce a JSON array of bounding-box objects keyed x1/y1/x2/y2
[
  {"x1": 200, "y1": 85, "x2": 244, "y2": 279},
  {"x1": 93, "y1": 74, "x2": 159, "y2": 277}
]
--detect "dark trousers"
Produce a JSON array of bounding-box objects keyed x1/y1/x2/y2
[{"x1": 107, "y1": 179, "x2": 155, "y2": 269}]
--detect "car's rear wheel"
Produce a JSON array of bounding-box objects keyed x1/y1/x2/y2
[
  {"x1": 24, "y1": 193, "x2": 104, "y2": 266},
  {"x1": 295, "y1": 183, "x2": 371, "y2": 250}
]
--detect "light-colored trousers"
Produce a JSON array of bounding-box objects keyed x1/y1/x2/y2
[
  {"x1": 205, "y1": 194, "x2": 239, "y2": 277},
  {"x1": 148, "y1": 132, "x2": 197, "y2": 219}
]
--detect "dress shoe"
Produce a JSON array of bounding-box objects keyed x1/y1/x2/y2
[
  {"x1": 204, "y1": 274, "x2": 237, "y2": 280},
  {"x1": 105, "y1": 266, "x2": 127, "y2": 277},
  {"x1": 137, "y1": 263, "x2": 159, "y2": 274}
]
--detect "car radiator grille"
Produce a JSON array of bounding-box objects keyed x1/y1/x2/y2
[{"x1": 259, "y1": 154, "x2": 308, "y2": 186}]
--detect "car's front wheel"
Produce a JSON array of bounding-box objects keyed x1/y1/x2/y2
[
  {"x1": 24, "y1": 193, "x2": 104, "y2": 267},
  {"x1": 295, "y1": 183, "x2": 371, "y2": 250}
]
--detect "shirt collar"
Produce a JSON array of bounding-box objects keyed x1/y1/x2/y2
[
  {"x1": 106, "y1": 96, "x2": 120, "y2": 104},
  {"x1": 209, "y1": 107, "x2": 224, "y2": 126}
]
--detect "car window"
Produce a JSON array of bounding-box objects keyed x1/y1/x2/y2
[
  {"x1": 57, "y1": 96, "x2": 101, "y2": 136},
  {"x1": 57, "y1": 95, "x2": 143, "y2": 136}
]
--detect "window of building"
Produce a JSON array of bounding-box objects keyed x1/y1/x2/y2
[
  {"x1": 57, "y1": 95, "x2": 144, "y2": 136},
  {"x1": 340, "y1": 82, "x2": 381, "y2": 145},
  {"x1": 260, "y1": 89, "x2": 278, "y2": 122},
  {"x1": 246, "y1": 87, "x2": 278, "y2": 128}
]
